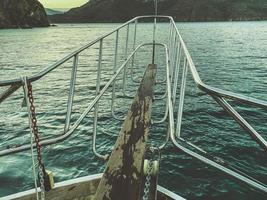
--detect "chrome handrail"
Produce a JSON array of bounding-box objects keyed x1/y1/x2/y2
[
  {"x1": 0, "y1": 15, "x2": 266, "y2": 194},
  {"x1": 163, "y1": 43, "x2": 267, "y2": 193},
  {"x1": 1, "y1": 15, "x2": 266, "y2": 109},
  {"x1": 164, "y1": 17, "x2": 267, "y2": 193},
  {"x1": 0, "y1": 42, "x2": 159, "y2": 156},
  {"x1": 168, "y1": 17, "x2": 267, "y2": 109},
  {"x1": 168, "y1": 18, "x2": 267, "y2": 150},
  {"x1": 0, "y1": 16, "x2": 172, "y2": 157},
  {"x1": 0, "y1": 16, "x2": 169, "y2": 87}
]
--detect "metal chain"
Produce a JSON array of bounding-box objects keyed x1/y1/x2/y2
[
  {"x1": 142, "y1": 160, "x2": 153, "y2": 200},
  {"x1": 27, "y1": 82, "x2": 45, "y2": 200}
]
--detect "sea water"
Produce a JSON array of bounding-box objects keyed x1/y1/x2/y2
[{"x1": 0, "y1": 21, "x2": 266, "y2": 200}]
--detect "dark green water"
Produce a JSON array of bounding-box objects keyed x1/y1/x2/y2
[{"x1": 0, "y1": 21, "x2": 266, "y2": 199}]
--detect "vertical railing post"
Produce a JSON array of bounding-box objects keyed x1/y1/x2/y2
[
  {"x1": 170, "y1": 34, "x2": 177, "y2": 83},
  {"x1": 153, "y1": 0, "x2": 158, "y2": 65},
  {"x1": 123, "y1": 24, "x2": 130, "y2": 95},
  {"x1": 124, "y1": 24, "x2": 130, "y2": 58},
  {"x1": 176, "y1": 58, "x2": 188, "y2": 138},
  {"x1": 111, "y1": 30, "x2": 123, "y2": 120},
  {"x1": 64, "y1": 54, "x2": 78, "y2": 132},
  {"x1": 172, "y1": 42, "x2": 182, "y2": 105},
  {"x1": 154, "y1": 0, "x2": 158, "y2": 16},
  {"x1": 96, "y1": 39, "x2": 103, "y2": 97},
  {"x1": 131, "y1": 19, "x2": 138, "y2": 82},
  {"x1": 168, "y1": 20, "x2": 173, "y2": 57},
  {"x1": 168, "y1": 23, "x2": 175, "y2": 79},
  {"x1": 93, "y1": 39, "x2": 108, "y2": 160},
  {"x1": 152, "y1": 17, "x2": 157, "y2": 64},
  {"x1": 114, "y1": 30, "x2": 119, "y2": 71}
]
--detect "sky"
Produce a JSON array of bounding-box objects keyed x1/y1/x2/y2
[{"x1": 39, "y1": 0, "x2": 89, "y2": 9}]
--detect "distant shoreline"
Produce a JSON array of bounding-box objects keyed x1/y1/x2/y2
[
  {"x1": 48, "y1": 19, "x2": 267, "y2": 24},
  {"x1": 48, "y1": 18, "x2": 267, "y2": 24},
  {"x1": 1, "y1": 19, "x2": 266, "y2": 30},
  {"x1": 1, "y1": 18, "x2": 266, "y2": 30}
]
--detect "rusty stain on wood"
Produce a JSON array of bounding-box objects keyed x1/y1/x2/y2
[{"x1": 94, "y1": 64, "x2": 157, "y2": 200}]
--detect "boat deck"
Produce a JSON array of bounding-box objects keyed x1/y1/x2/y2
[{"x1": 2, "y1": 174, "x2": 185, "y2": 200}]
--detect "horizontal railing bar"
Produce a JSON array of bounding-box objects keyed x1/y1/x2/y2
[
  {"x1": 165, "y1": 46, "x2": 267, "y2": 193},
  {"x1": 0, "y1": 16, "x2": 170, "y2": 87},
  {"x1": 169, "y1": 19, "x2": 267, "y2": 109},
  {"x1": 0, "y1": 15, "x2": 265, "y2": 193},
  {"x1": 212, "y1": 96, "x2": 267, "y2": 151},
  {"x1": 0, "y1": 42, "x2": 165, "y2": 157},
  {"x1": 202, "y1": 84, "x2": 267, "y2": 108},
  {"x1": 171, "y1": 140, "x2": 267, "y2": 192},
  {"x1": 1, "y1": 15, "x2": 265, "y2": 109}
]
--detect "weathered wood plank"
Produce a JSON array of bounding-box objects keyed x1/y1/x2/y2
[{"x1": 93, "y1": 64, "x2": 157, "y2": 200}]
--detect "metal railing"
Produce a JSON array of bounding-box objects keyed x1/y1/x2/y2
[
  {"x1": 0, "y1": 16, "x2": 266, "y2": 194},
  {"x1": 167, "y1": 18, "x2": 267, "y2": 150},
  {"x1": 165, "y1": 17, "x2": 267, "y2": 193}
]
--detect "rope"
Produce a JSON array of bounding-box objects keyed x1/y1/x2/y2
[
  {"x1": 23, "y1": 77, "x2": 46, "y2": 200},
  {"x1": 22, "y1": 76, "x2": 39, "y2": 200}
]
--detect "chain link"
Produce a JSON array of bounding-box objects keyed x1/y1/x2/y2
[
  {"x1": 27, "y1": 82, "x2": 45, "y2": 200},
  {"x1": 142, "y1": 160, "x2": 153, "y2": 200}
]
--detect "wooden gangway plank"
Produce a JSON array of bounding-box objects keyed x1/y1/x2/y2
[{"x1": 94, "y1": 64, "x2": 157, "y2": 200}]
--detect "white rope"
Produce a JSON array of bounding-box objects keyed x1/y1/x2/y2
[{"x1": 22, "y1": 76, "x2": 39, "y2": 200}]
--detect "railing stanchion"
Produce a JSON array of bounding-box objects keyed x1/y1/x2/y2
[
  {"x1": 172, "y1": 42, "x2": 182, "y2": 105},
  {"x1": 170, "y1": 34, "x2": 178, "y2": 82},
  {"x1": 168, "y1": 21, "x2": 173, "y2": 58},
  {"x1": 131, "y1": 19, "x2": 138, "y2": 82},
  {"x1": 152, "y1": 17, "x2": 157, "y2": 64},
  {"x1": 176, "y1": 59, "x2": 188, "y2": 138},
  {"x1": 64, "y1": 54, "x2": 79, "y2": 132},
  {"x1": 123, "y1": 24, "x2": 130, "y2": 96},
  {"x1": 169, "y1": 26, "x2": 175, "y2": 79},
  {"x1": 111, "y1": 30, "x2": 124, "y2": 121},
  {"x1": 93, "y1": 39, "x2": 108, "y2": 160},
  {"x1": 153, "y1": 0, "x2": 158, "y2": 64},
  {"x1": 0, "y1": 16, "x2": 266, "y2": 194}
]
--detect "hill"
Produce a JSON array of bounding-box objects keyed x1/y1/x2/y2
[
  {"x1": 49, "y1": 0, "x2": 267, "y2": 23},
  {"x1": 0, "y1": 0, "x2": 50, "y2": 29}
]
